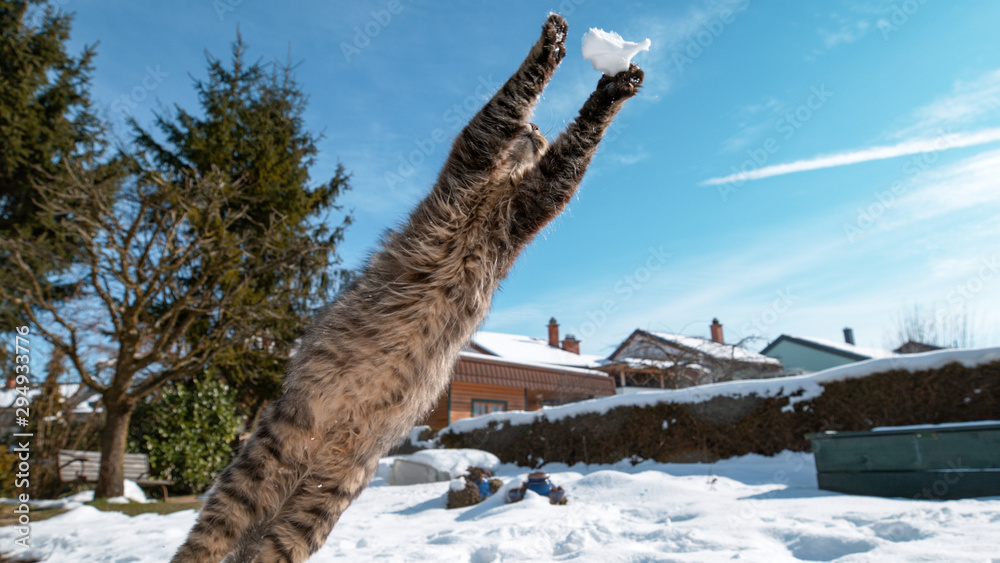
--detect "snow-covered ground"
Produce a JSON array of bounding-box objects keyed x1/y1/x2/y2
[{"x1": 3, "y1": 451, "x2": 999, "y2": 562}]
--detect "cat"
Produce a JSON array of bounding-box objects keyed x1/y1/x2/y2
[{"x1": 172, "y1": 13, "x2": 643, "y2": 563}]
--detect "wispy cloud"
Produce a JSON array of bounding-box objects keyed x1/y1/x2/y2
[
  {"x1": 701, "y1": 127, "x2": 1000, "y2": 185},
  {"x1": 891, "y1": 68, "x2": 1000, "y2": 139},
  {"x1": 818, "y1": 19, "x2": 871, "y2": 49},
  {"x1": 639, "y1": 0, "x2": 751, "y2": 96},
  {"x1": 704, "y1": 65, "x2": 1000, "y2": 185}
]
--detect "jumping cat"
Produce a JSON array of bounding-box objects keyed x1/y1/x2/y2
[{"x1": 172, "y1": 13, "x2": 643, "y2": 563}]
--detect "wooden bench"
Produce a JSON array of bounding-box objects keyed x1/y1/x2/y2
[{"x1": 58, "y1": 449, "x2": 175, "y2": 500}]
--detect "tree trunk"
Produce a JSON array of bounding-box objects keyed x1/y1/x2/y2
[{"x1": 94, "y1": 399, "x2": 135, "y2": 499}]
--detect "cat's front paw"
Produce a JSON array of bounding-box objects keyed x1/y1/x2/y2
[
  {"x1": 596, "y1": 63, "x2": 644, "y2": 102},
  {"x1": 537, "y1": 13, "x2": 568, "y2": 69}
]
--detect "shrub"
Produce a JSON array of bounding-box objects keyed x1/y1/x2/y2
[
  {"x1": 439, "y1": 361, "x2": 1000, "y2": 466},
  {"x1": 130, "y1": 377, "x2": 240, "y2": 494}
]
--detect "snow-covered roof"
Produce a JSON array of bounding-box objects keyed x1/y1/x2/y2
[
  {"x1": 647, "y1": 332, "x2": 781, "y2": 365},
  {"x1": 458, "y1": 351, "x2": 608, "y2": 377},
  {"x1": 0, "y1": 383, "x2": 101, "y2": 415},
  {"x1": 769, "y1": 334, "x2": 897, "y2": 360},
  {"x1": 470, "y1": 331, "x2": 605, "y2": 369}
]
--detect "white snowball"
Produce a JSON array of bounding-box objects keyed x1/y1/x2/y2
[{"x1": 581, "y1": 28, "x2": 651, "y2": 76}]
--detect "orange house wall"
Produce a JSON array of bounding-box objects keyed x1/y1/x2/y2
[{"x1": 421, "y1": 381, "x2": 526, "y2": 429}]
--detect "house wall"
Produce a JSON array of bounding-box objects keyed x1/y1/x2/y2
[
  {"x1": 422, "y1": 381, "x2": 527, "y2": 429},
  {"x1": 424, "y1": 391, "x2": 450, "y2": 429},
  {"x1": 763, "y1": 340, "x2": 858, "y2": 372}
]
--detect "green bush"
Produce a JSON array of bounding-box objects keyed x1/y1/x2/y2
[{"x1": 130, "y1": 377, "x2": 240, "y2": 494}]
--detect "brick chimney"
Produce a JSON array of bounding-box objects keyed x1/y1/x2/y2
[
  {"x1": 710, "y1": 318, "x2": 724, "y2": 344},
  {"x1": 843, "y1": 327, "x2": 855, "y2": 345},
  {"x1": 561, "y1": 334, "x2": 580, "y2": 354},
  {"x1": 547, "y1": 317, "x2": 559, "y2": 347}
]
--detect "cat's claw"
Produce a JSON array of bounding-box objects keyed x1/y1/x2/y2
[
  {"x1": 539, "y1": 13, "x2": 568, "y2": 68},
  {"x1": 597, "y1": 63, "x2": 644, "y2": 101}
]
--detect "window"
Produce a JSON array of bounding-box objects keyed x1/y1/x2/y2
[{"x1": 471, "y1": 399, "x2": 507, "y2": 417}]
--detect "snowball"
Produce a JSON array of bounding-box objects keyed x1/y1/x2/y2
[{"x1": 581, "y1": 28, "x2": 651, "y2": 76}]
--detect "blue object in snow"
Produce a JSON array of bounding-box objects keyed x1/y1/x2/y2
[
  {"x1": 506, "y1": 472, "x2": 567, "y2": 504},
  {"x1": 477, "y1": 477, "x2": 492, "y2": 499}
]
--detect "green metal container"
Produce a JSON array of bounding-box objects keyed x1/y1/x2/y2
[{"x1": 808, "y1": 421, "x2": 1000, "y2": 500}]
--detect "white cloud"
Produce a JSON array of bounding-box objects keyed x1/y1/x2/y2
[
  {"x1": 884, "y1": 147, "x2": 1000, "y2": 227},
  {"x1": 892, "y1": 68, "x2": 1000, "y2": 139},
  {"x1": 818, "y1": 19, "x2": 871, "y2": 49},
  {"x1": 704, "y1": 62, "x2": 1000, "y2": 186},
  {"x1": 701, "y1": 127, "x2": 1000, "y2": 185}
]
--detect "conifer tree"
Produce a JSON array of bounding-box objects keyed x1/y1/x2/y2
[
  {"x1": 132, "y1": 36, "x2": 353, "y2": 420},
  {"x1": 0, "y1": 0, "x2": 104, "y2": 345}
]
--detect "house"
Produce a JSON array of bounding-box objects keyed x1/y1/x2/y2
[
  {"x1": 893, "y1": 340, "x2": 943, "y2": 354},
  {"x1": 0, "y1": 383, "x2": 101, "y2": 437},
  {"x1": 421, "y1": 319, "x2": 616, "y2": 428},
  {"x1": 466, "y1": 318, "x2": 605, "y2": 369},
  {"x1": 760, "y1": 328, "x2": 897, "y2": 373},
  {"x1": 598, "y1": 319, "x2": 783, "y2": 389}
]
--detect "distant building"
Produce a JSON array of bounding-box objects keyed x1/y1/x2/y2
[
  {"x1": 421, "y1": 319, "x2": 615, "y2": 428},
  {"x1": 598, "y1": 319, "x2": 783, "y2": 389},
  {"x1": 760, "y1": 328, "x2": 896, "y2": 373},
  {"x1": 893, "y1": 340, "x2": 943, "y2": 354}
]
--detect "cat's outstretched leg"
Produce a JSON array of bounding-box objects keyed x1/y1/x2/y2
[
  {"x1": 509, "y1": 64, "x2": 644, "y2": 242},
  {"x1": 443, "y1": 13, "x2": 566, "y2": 176},
  {"x1": 228, "y1": 436, "x2": 377, "y2": 563},
  {"x1": 170, "y1": 397, "x2": 315, "y2": 563}
]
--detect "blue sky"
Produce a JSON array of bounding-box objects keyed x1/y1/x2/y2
[{"x1": 57, "y1": 0, "x2": 1000, "y2": 357}]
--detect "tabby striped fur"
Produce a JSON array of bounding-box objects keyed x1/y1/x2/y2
[{"x1": 172, "y1": 13, "x2": 643, "y2": 562}]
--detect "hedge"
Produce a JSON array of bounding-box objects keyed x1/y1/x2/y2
[{"x1": 438, "y1": 361, "x2": 1000, "y2": 467}]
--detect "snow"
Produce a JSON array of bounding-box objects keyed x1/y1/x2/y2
[
  {"x1": 4, "y1": 451, "x2": 999, "y2": 562},
  {"x1": 460, "y1": 351, "x2": 608, "y2": 378},
  {"x1": 57, "y1": 480, "x2": 150, "y2": 504},
  {"x1": 780, "y1": 334, "x2": 898, "y2": 360},
  {"x1": 404, "y1": 425, "x2": 438, "y2": 449},
  {"x1": 470, "y1": 331, "x2": 605, "y2": 369},
  {"x1": 648, "y1": 331, "x2": 782, "y2": 365},
  {"x1": 406, "y1": 449, "x2": 500, "y2": 477},
  {"x1": 581, "y1": 28, "x2": 651, "y2": 75},
  {"x1": 870, "y1": 420, "x2": 1000, "y2": 432},
  {"x1": 443, "y1": 345, "x2": 1000, "y2": 434}
]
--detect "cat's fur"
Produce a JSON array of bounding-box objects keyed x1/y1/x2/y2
[{"x1": 172, "y1": 14, "x2": 642, "y2": 563}]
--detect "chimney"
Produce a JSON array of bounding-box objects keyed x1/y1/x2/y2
[
  {"x1": 561, "y1": 334, "x2": 580, "y2": 354},
  {"x1": 710, "y1": 318, "x2": 724, "y2": 344},
  {"x1": 843, "y1": 327, "x2": 855, "y2": 345},
  {"x1": 547, "y1": 317, "x2": 559, "y2": 347}
]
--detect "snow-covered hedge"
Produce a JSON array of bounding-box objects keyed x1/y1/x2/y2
[{"x1": 439, "y1": 347, "x2": 1000, "y2": 466}]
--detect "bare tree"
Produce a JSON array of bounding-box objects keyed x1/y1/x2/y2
[
  {"x1": 887, "y1": 304, "x2": 978, "y2": 350},
  {"x1": 612, "y1": 331, "x2": 776, "y2": 389},
  {"x1": 0, "y1": 158, "x2": 329, "y2": 498}
]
